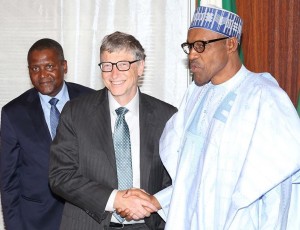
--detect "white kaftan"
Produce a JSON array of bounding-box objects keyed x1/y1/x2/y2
[{"x1": 155, "y1": 65, "x2": 300, "y2": 230}]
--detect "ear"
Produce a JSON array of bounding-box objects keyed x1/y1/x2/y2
[
  {"x1": 227, "y1": 37, "x2": 239, "y2": 53},
  {"x1": 137, "y1": 60, "x2": 145, "y2": 77},
  {"x1": 63, "y1": 60, "x2": 68, "y2": 74}
]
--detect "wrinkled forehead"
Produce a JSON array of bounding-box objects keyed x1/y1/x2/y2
[{"x1": 100, "y1": 49, "x2": 135, "y2": 61}]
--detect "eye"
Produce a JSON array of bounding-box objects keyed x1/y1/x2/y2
[
  {"x1": 118, "y1": 62, "x2": 128, "y2": 67},
  {"x1": 46, "y1": 64, "x2": 54, "y2": 70},
  {"x1": 117, "y1": 62, "x2": 130, "y2": 70},
  {"x1": 30, "y1": 66, "x2": 39, "y2": 72},
  {"x1": 194, "y1": 41, "x2": 204, "y2": 50},
  {"x1": 102, "y1": 63, "x2": 111, "y2": 68}
]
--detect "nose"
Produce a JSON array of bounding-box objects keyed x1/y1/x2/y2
[
  {"x1": 188, "y1": 48, "x2": 200, "y2": 61},
  {"x1": 112, "y1": 65, "x2": 118, "y2": 73},
  {"x1": 38, "y1": 68, "x2": 48, "y2": 78},
  {"x1": 112, "y1": 64, "x2": 119, "y2": 71},
  {"x1": 110, "y1": 64, "x2": 120, "y2": 77}
]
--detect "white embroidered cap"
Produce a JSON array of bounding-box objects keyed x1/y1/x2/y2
[{"x1": 190, "y1": 5, "x2": 243, "y2": 43}]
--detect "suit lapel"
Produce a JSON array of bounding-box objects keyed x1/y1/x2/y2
[
  {"x1": 139, "y1": 94, "x2": 156, "y2": 190},
  {"x1": 26, "y1": 83, "x2": 84, "y2": 147},
  {"x1": 85, "y1": 90, "x2": 158, "y2": 188},
  {"x1": 27, "y1": 83, "x2": 79, "y2": 145},
  {"x1": 27, "y1": 90, "x2": 52, "y2": 145},
  {"x1": 66, "y1": 82, "x2": 81, "y2": 99},
  {"x1": 88, "y1": 89, "x2": 117, "y2": 172}
]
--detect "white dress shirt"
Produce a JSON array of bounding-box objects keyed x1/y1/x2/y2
[{"x1": 105, "y1": 90, "x2": 143, "y2": 224}]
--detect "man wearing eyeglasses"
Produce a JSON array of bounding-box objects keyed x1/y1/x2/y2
[
  {"x1": 48, "y1": 31, "x2": 177, "y2": 230},
  {"x1": 119, "y1": 5, "x2": 300, "y2": 230}
]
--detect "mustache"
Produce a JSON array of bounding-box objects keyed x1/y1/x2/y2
[
  {"x1": 189, "y1": 60, "x2": 200, "y2": 68},
  {"x1": 38, "y1": 77, "x2": 54, "y2": 84}
]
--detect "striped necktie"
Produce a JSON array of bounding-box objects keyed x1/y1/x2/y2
[{"x1": 49, "y1": 98, "x2": 60, "y2": 139}]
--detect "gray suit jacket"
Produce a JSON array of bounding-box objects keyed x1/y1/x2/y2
[{"x1": 49, "y1": 88, "x2": 177, "y2": 230}]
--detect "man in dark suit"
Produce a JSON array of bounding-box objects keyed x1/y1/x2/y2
[
  {"x1": 49, "y1": 31, "x2": 177, "y2": 230},
  {"x1": 0, "y1": 38, "x2": 94, "y2": 230}
]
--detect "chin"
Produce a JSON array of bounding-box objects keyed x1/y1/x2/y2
[
  {"x1": 112, "y1": 92, "x2": 129, "y2": 101},
  {"x1": 38, "y1": 88, "x2": 56, "y2": 96},
  {"x1": 194, "y1": 81, "x2": 208, "y2": 86},
  {"x1": 110, "y1": 88, "x2": 124, "y2": 96},
  {"x1": 193, "y1": 76, "x2": 210, "y2": 86}
]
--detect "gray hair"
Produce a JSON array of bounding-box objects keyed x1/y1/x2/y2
[{"x1": 100, "y1": 31, "x2": 146, "y2": 61}]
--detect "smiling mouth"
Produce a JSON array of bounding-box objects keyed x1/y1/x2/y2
[
  {"x1": 39, "y1": 81, "x2": 53, "y2": 85},
  {"x1": 111, "y1": 80, "x2": 125, "y2": 85}
]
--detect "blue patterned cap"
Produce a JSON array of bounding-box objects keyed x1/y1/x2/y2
[{"x1": 190, "y1": 5, "x2": 243, "y2": 43}]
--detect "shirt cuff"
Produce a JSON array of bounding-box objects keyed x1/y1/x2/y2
[
  {"x1": 154, "y1": 185, "x2": 173, "y2": 221},
  {"x1": 105, "y1": 189, "x2": 118, "y2": 212}
]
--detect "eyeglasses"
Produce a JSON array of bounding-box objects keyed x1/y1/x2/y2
[
  {"x1": 181, "y1": 37, "x2": 229, "y2": 54},
  {"x1": 98, "y1": 60, "x2": 140, "y2": 72}
]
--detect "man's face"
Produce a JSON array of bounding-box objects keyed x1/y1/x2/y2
[
  {"x1": 100, "y1": 50, "x2": 144, "y2": 105},
  {"x1": 187, "y1": 28, "x2": 229, "y2": 86},
  {"x1": 28, "y1": 49, "x2": 67, "y2": 97}
]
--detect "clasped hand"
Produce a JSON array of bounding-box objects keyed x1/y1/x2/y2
[{"x1": 114, "y1": 188, "x2": 161, "y2": 221}]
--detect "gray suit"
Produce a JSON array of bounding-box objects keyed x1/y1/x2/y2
[{"x1": 49, "y1": 88, "x2": 177, "y2": 230}]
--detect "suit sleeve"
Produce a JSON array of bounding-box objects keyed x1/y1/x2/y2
[
  {"x1": 0, "y1": 109, "x2": 22, "y2": 230},
  {"x1": 48, "y1": 102, "x2": 112, "y2": 224}
]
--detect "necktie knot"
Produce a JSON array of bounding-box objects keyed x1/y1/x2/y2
[
  {"x1": 115, "y1": 107, "x2": 128, "y2": 117},
  {"x1": 49, "y1": 97, "x2": 59, "y2": 106}
]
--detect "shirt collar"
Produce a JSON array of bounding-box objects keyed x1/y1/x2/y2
[
  {"x1": 108, "y1": 90, "x2": 139, "y2": 116},
  {"x1": 208, "y1": 65, "x2": 248, "y2": 91},
  {"x1": 38, "y1": 81, "x2": 69, "y2": 106}
]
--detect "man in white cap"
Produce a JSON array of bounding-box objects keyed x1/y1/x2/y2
[{"x1": 120, "y1": 5, "x2": 300, "y2": 230}]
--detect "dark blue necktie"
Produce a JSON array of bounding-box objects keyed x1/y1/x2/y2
[{"x1": 49, "y1": 98, "x2": 60, "y2": 139}]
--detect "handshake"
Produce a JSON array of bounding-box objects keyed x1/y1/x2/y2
[{"x1": 114, "y1": 188, "x2": 161, "y2": 221}]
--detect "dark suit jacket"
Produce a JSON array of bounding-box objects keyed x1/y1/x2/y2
[
  {"x1": 0, "y1": 82, "x2": 94, "y2": 230},
  {"x1": 49, "y1": 88, "x2": 177, "y2": 230}
]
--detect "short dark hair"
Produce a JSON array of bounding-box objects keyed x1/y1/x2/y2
[
  {"x1": 100, "y1": 31, "x2": 146, "y2": 61},
  {"x1": 27, "y1": 38, "x2": 65, "y2": 62}
]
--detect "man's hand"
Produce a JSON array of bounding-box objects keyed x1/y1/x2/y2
[
  {"x1": 114, "y1": 189, "x2": 158, "y2": 220},
  {"x1": 116, "y1": 188, "x2": 161, "y2": 221}
]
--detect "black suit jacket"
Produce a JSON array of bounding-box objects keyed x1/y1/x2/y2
[
  {"x1": 49, "y1": 88, "x2": 177, "y2": 230},
  {"x1": 0, "y1": 82, "x2": 94, "y2": 230}
]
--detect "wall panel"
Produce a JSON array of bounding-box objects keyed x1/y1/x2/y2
[{"x1": 237, "y1": 0, "x2": 300, "y2": 105}]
